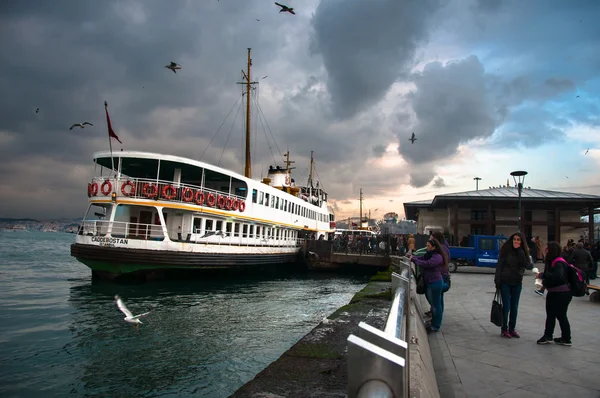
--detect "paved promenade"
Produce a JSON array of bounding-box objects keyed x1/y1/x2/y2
[{"x1": 427, "y1": 267, "x2": 600, "y2": 398}]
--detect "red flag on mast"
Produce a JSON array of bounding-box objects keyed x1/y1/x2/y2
[{"x1": 104, "y1": 101, "x2": 122, "y2": 144}]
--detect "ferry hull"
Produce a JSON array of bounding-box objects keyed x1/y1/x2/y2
[{"x1": 71, "y1": 243, "x2": 302, "y2": 280}]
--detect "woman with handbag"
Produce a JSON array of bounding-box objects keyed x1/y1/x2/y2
[
  {"x1": 409, "y1": 237, "x2": 448, "y2": 334},
  {"x1": 494, "y1": 232, "x2": 533, "y2": 338}
]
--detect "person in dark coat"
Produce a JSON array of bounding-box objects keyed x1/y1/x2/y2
[
  {"x1": 494, "y1": 232, "x2": 533, "y2": 338},
  {"x1": 536, "y1": 241, "x2": 572, "y2": 345},
  {"x1": 568, "y1": 242, "x2": 594, "y2": 287}
]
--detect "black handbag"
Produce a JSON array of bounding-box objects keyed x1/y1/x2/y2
[
  {"x1": 490, "y1": 289, "x2": 503, "y2": 327},
  {"x1": 442, "y1": 274, "x2": 451, "y2": 293},
  {"x1": 416, "y1": 271, "x2": 426, "y2": 295}
]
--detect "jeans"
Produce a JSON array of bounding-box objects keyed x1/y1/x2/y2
[
  {"x1": 544, "y1": 291, "x2": 572, "y2": 340},
  {"x1": 426, "y1": 279, "x2": 444, "y2": 330},
  {"x1": 498, "y1": 283, "x2": 522, "y2": 332}
]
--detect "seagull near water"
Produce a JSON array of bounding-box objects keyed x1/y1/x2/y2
[
  {"x1": 165, "y1": 61, "x2": 182, "y2": 73},
  {"x1": 69, "y1": 122, "x2": 93, "y2": 130},
  {"x1": 115, "y1": 295, "x2": 151, "y2": 327},
  {"x1": 275, "y1": 2, "x2": 295, "y2": 14}
]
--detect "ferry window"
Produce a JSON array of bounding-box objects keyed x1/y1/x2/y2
[
  {"x1": 226, "y1": 222, "x2": 232, "y2": 234},
  {"x1": 259, "y1": 191, "x2": 264, "y2": 205},
  {"x1": 205, "y1": 219, "x2": 213, "y2": 231},
  {"x1": 193, "y1": 217, "x2": 202, "y2": 233},
  {"x1": 264, "y1": 193, "x2": 270, "y2": 207},
  {"x1": 256, "y1": 226, "x2": 261, "y2": 237},
  {"x1": 216, "y1": 220, "x2": 223, "y2": 232},
  {"x1": 275, "y1": 196, "x2": 279, "y2": 209},
  {"x1": 234, "y1": 223, "x2": 240, "y2": 236},
  {"x1": 242, "y1": 224, "x2": 248, "y2": 237},
  {"x1": 279, "y1": 198, "x2": 284, "y2": 210},
  {"x1": 264, "y1": 227, "x2": 268, "y2": 238},
  {"x1": 252, "y1": 189, "x2": 258, "y2": 203},
  {"x1": 283, "y1": 199, "x2": 287, "y2": 212},
  {"x1": 270, "y1": 195, "x2": 275, "y2": 208}
]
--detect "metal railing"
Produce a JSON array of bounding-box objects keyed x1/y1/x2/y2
[
  {"x1": 78, "y1": 219, "x2": 304, "y2": 248},
  {"x1": 347, "y1": 258, "x2": 411, "y2": 398},
  {"x1": 89, "y1": 176, "x2": 245, "y2": 205}
]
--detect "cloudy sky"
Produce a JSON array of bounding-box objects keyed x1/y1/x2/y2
[{"x1": 1, "y1": 0, "x2": 599, "y2": 220}]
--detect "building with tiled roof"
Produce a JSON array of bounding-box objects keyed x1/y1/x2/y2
[{"x1": 403, "y1": 186, "x2": 600, "y2": 245}]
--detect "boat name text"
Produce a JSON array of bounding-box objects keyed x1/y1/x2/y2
[{"x1": 91, "y1": 237, "x2": 129, "y2": 246}]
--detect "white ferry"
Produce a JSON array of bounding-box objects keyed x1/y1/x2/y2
[{"x1": 70, "y1": 49, "x2": 336, "y2": 280}]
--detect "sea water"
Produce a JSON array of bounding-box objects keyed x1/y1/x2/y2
[{"x1": 0, "y1": 231, "x2": 368, "y2": 397}]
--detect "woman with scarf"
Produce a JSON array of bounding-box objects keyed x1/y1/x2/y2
[
  {"x1": 409, "y1": 237, "x2": 448, "y2": 334},
  {"x1": 494, "y1": 232, "x2": 533, "y2": 338}
]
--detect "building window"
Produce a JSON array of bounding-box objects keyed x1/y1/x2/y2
[{"x1": 471, "y1": 226, "x2": 485, "y2": 235}]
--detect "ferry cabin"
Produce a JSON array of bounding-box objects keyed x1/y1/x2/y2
[{"x1": 77, "y1": 151, "x2": 334, "y2": 255}]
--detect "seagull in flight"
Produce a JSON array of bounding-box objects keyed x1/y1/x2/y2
[
  {"x1": 35, "y1": 108, "x2": 39, "y2": 114},
  {"x1": 165, "y1": 62, "x2": 182, "y2": 73},
  {"x1": 275, "y1": 2, "x2": 295, "y2": 14},
  {"x1": 585, "y1": 148, "x2": 589, "y2": 155},
  {"x1": 69, "y1": 122, "x2": 93, "y2": 130},
  {"x1": 115, "y1": 295, "x2": 150, "y2": 327},
  {"x1": 409, "y1": 132, "x2": 417, "y2": 144}
]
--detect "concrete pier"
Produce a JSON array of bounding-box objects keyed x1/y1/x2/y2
[{"x1": 428, "y1": 267, "x2": 600, "y2": 397}]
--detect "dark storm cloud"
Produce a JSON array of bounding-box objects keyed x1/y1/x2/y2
[
  {"x1": 433, "y1": 177, "x2": 446, "y2": 188},
  {"x1": 310, "y1": 0, "x2": 442, "y2": 119},
  {"x1": 372, "y1": 145, "x2": 386, "y2": 158}
]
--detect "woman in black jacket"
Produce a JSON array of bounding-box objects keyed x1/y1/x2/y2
[
  {"x1": 536, "y1": 241, "x2": 572, "y2": 346},
  {"x1": 494, "y1": 232, "x2": 532, "y2": 338}
]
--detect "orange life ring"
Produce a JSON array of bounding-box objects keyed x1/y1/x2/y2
[
  {"x1": 217, "y1": 195, "x2": 225, "y2": 209},
  {"x1": 121, "y1": 181, "x2": 135, "y2": 197},
  {"x1": 143, "y1": 183, "x2": 158, "y2": 198},
  {"x1": 194, "y1": 191, "x2": 205, "y2": 205},
  {"x1": 161, "y1": 185, "x2": 176, "y2": 200},
  {"x1": 231, "y1": 199, "x2": 239, "y2": 211},
  {"x1": 206, "y1": 193, "x2": 216, "y2": 207},
  {"x1": 239, "y1": 200, "x2": 246, "y2": 212},
  {"x1": 101, "y1": 180, "x2": 112, "y2": 196},
  {"x1": 225, "y1": 197, "x2": 232, "y2": 210},
  {"x1": 90, "y1": 182, "x2": 98, "y2": 196},
  {"x1": 182, "y1": 187, "x2": 194, "y2": 202}
]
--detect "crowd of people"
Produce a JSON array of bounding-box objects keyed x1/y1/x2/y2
[{"x1": 409, "y1": 232, "x2": 598, "y2": 345}]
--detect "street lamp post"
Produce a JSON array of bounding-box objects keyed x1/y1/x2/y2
[
  {"x1": 474, "y1": 177, "x2": 482, "y2": 191},
  {"x1": 510, "y1": 171, "x2": 528, "y2": 233}
]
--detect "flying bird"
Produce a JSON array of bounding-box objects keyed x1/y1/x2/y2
[
  {"x1": 275, "y1": 2, "x2": 295, "y2": 14},
  {"x1": 576, "y1": 95, "x2": 580, "y2": 98},
  {"x1": 585, "y1": 148, "x2": 589, "y2": 155},
  {"x1": 409, "y1": 132, "x2": 417, "y2": 144},
  {"x1": 165, "y1": 62, "x2": 182, "y2": 73},
  {"x1": 262, "y1": 76, "x2": 268, "y2": 79},
  {"x1": 115, "y1": 295, "x2": 150, "y2": 327},
  {"x1": 69, "y1": 122, "x2": 93, "y2": 130},
  {"x1": 256, "y1": 19, "x2": 260, "y2": 21},
  {"x1": 35, "y1": 108, "x2": 39, "y2": 114}
]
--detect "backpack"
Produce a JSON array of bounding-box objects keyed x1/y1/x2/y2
[{"x1": 552, "y1": 257, "x2": 587, "y2": 297}]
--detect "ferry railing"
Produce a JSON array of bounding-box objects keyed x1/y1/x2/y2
[
  {"x1": 347, "y1": 258, "x2": 411, "y2": 398},
  {"x1": 78, "y1": 220, "x2": 305, "y2": 248},
  {"x1": 90, "y1": 176, "x2": 246, "y2": 204}
]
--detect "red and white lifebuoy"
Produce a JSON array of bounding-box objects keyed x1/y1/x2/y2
[
  {"x1": 206, "y1": 193, "x2": 216, "y2": 207},
  {"x1": 121, "y1": 181, "x2": 135, "y2": 197},
  {"x1": 194, "y1": 191, "x2": 205, "y2": 205},
  {"x1": 225, "y1": 197, "x2": 233, "y2": 210},
  {"x1": 181, "y1": 187, "x2": 194, "y2": 202},
  {"x1": 231, "y1": 199, "x2": 239, "y2": 211},
  {"x1": 143, "y1": 183, "x2": 158, "y2": 198},
  {"x1": 238, "y1": 200, "x2": 246, "y2": 212},
  {"x1": 101, "y1": 180, "x2": 112, "y2": 196},
  {"x1": 90, "y1": 182, "x2": 99, "y2": 196},
  {"x1": 161, "y1": 185, "x2": 176, "y2": 200},
  {"x1": 217, "y1": 195, "x2": 225, "y2": 209}
]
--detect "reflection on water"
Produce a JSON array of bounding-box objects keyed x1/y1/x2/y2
[{"x1": 0, "y1": 231, "x2": 370, "y2": 397}]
